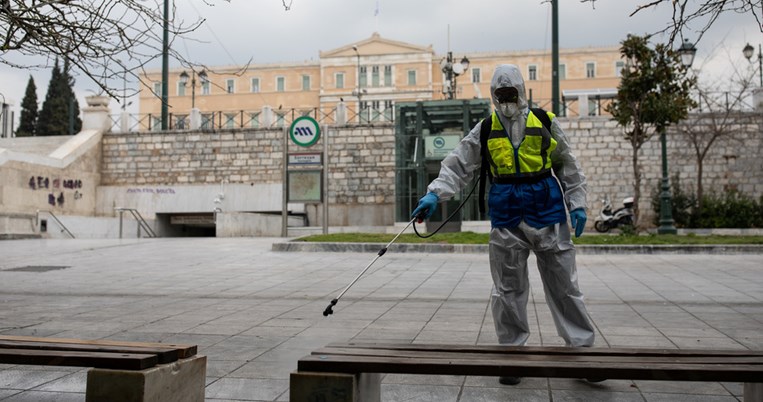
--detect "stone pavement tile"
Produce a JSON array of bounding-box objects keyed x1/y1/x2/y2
[
  {"x1": 464, "y1": 376, "x2": 548, "y2": 389},
  {"x1": 205, "y1": 360, "x2": 247, "y2": 378},
  {"x1": 599, "y1": 326, "x2": 663, "y2": 337},
  {"x1": 228, "y1": 359, "x2": 297, "y2": 379},
  {"x1": 604, "y1": 335, "x2": 677, "y2": 348},
  {"x1": 414, "y1": 329, "x2": 479, "y2": 343},
  {"x1": 382, "y1": 374, "x2": 464, "y2": 386},
  {"x1": 548, "y1": 378, "x2": 638, "y2": 393},
  {"x1": 721, "y1": 382, "x2": 743, "y2": 397},
  {"x1": 633, "y1": 380, "x2": 732, "y2": 395},
  {"x1": 0, "y1": 369, "x2": 72, "y2": 389},
  {"x1": 380, "y1": 383, "x2": 461, "y2": 402},
  {"x1": 0, "y1": 390, "x2": 84, "y2": 402},
  {"x1": 669, "y1": 336, "x2": 746, "y2": 349},
  {"x1": 641, "y1": 393, "x2": 738, "y2": 401},
  {"x1": 551, "y1": 389, "x2": 645, "y2": 401},
  {"x1": 658, "y1": 327, "x2": 728, "y2": 338},
  {"x1": 239, "y1": 325, "x2": 306, "y2": 337},
  {"x1": 33, "y1": 371, "x2": 87, "y2": 393},
  {"x1": 353, "y1": 328, "x2": 418, "y2": 342},
  {"x1": 98, "y1": 331, "x2": 175, "y2": 343},
  {"x1": 161, "y1": 333, "x2": 229, "y2": 347},
  {"x1": 459, "y1": 386, "x2": 549, "y2": 402},
  {"x1": 0, "y1": 390, "x2": 20, "y2": 399},
  {"x1": 204, "y1": 378, "x2": 288, "y2": 401}
]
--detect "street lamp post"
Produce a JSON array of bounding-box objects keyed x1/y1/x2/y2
[
  {"x1": 441, "y1": 51, "x2": 470, "y2": 100},
  {"x1": 657, "y1": 38, "x2": 696, "y2": 235},
  {"x1": 743, "y1": 43, "x2": 763, "y2": 87},
  {"x1": 351, "y1": 46, "x2": 367, "y2": 122},
  {"x1": 179, "y1": 69, "x2": 207, "y2": 130}
]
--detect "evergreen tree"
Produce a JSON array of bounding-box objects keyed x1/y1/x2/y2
[
  {"x1": 16, "y1": 76, "x2": 39, "y2": 137},
  {"x1": 37, "y1": 59, "x2": 69, "y2": 136},
  {"x1": 62, "y1": 58, "x2": 82, "y2": 134}
]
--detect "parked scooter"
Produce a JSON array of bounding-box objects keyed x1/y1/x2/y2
[{"x1": 594, "y1": 195, "x2": 635, "y2": 233}]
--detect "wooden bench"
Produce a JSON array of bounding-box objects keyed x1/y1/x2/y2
[
  {"x1": 291, "y1": 342, "x2": 763, "y2": 402},
  {"x1": 0, "y1": 335, "x2": 206, "y2": 402}
]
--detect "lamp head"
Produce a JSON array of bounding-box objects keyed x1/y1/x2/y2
[
  {"x1": 743, "y1": 43, "x2": 755, "y2": 61},
  {"x1": 198, "y1": 70, "x2": 208, "y2": 83},
  {"x1": 677, "y1": 38, "x2": 697, "y2": 68},
  {"x1": 179, "y1": 71, "x2": 189, "y2": 85}
]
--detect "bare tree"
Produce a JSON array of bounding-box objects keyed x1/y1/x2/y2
[
  {"x1": 581, "y1": 0, "x2": 763, "y2": 47},
  {"x1": 0, "y1": 1, "x2": 221, "y2": 99},
  {"x1": 674, "y1": 66, "x2": 758, "y2": 214}
]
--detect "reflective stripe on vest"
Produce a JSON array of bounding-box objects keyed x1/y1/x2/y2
[{"x1": 486, "y1": 110, "x2": 557, "y2": 177}]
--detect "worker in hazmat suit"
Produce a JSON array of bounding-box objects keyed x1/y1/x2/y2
[{"x1": 411, "y1": 64, "x2": 597, "y2": 386}]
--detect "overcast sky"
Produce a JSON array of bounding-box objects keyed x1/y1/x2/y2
[{"x1": 0, "y1": 0, "x2": 760, "y2": 121}]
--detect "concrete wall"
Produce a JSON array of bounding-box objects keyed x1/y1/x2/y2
[
  {"x1": 99, "y1": 114, "x2": 762, "y2": 230},
  {"x1": 99, "y1": 125, "x2": 395, "y2": 227}
]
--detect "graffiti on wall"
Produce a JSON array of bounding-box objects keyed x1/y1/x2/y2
[
  {"x1": 126, "y1": 187, "x2": 176, "y2": 194},
  {"x1": 28, "y1": 176, "x2": 83, "y2": 207}
]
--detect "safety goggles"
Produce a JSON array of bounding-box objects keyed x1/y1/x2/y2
[{"x1": 495, "y1": 87, "x2": 519, "y2": 103}]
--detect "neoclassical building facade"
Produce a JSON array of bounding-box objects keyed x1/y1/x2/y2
[{"x1": 139, "y1": 33, "x2": 623, "y2": 130}]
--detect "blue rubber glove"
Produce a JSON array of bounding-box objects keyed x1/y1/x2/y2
[
  {"x1": 411, "y1": 192, "x2": 439, "y2": 222},
  {"x1": 570, "y1": 208, "x2": 587, "y2": 238}
]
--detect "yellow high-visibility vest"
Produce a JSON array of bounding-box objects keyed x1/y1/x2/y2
[{"x1": 486, "y1": 110, "x2": 557, "y2": 178}]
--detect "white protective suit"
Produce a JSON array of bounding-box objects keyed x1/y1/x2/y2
[{"x1": 425, "y1": 64, "x2": 595, "y2": 347}]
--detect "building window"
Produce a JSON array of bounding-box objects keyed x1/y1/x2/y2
[
  {"x1": 175, "y1": 115, "x2": 187, "y2": 130},
  {"x1": 372, "y1": 66, "x2": 380, "y2": 87},
  {"x1": 153, "y1": 82, "x2": 161, "y2": 94},
  {"x1": 615, "y1": 61, "x2": 625, "y2": 77},
  {"x1": 251, "y1": 78, "x2": 260, "y2": 93},
  {"x1": 384, "y1": 100, "x2": 393, "y2": 121},
  {"x1": 249, "y1": 113, "x2": 260, "y2": 128},
  {"x1": 224, "y1": 113, "x2": 236, "y2": 128},
  {"x1": 276, "y1": 76, "x2": 285, "y2": 92},
  {"x1": 302, "y1": 75, "x2": 311, "y2": 91},
  {"x1": 201, "y1": 81, "x2": 210, "y2": 95},
  {"x1": 151, "y1": 116, "x2": 161, "y2": 131},
  {"x1": 275, "y1": 112, "x2": 286, "y2": 128},
  {"x1": 336, "y1": 73, "x2": 344, "y2": 89},
  {"x1": 588, "y1": 97, "x2": 599, "y2": 116},
  {"x1": 586, "y1": 62, "x2": 596, "y2": 78},
  {"x1": 225, "y1": 79, "x2": 235, "y2": 94},
  {"x1": 177, "y1": 82, "x2": 186, "y2": 96},
  {"x1": 359, "y1": 66, "x2": 367, "y2": 88},
  {"x1": 528, "y1": 65, "x2": 538, "y2": 81},
  {"x1": 371, "y1": 100, "x2": 380, "y2": 121},
  {"x1": 407, "y1": 70, "x2": 416, "y2": 86},
  {"x1": 558, "y1": 64, "x2": 567, "y2": 80},
  {"x1": 472, "y1": 68, "x2": 481, "y2": 83},
  {"x1": 384, "y1": 65, "x2": 392, "y2": 86},
  {"x1": 359, "y1": 101, "x2": 369, "y2": 123},
  {"x1": 201, "y1": 114, "x2": 213, "y2": 130}
]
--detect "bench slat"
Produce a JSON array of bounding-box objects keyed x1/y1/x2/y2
[
  {"x1": 312, "y1": 347, "x2": 763, "y2": 366},
  {"x1": 0, "y1": 339, "x2": 180, "y2": 364},
  {"x1": 0, "y1": 348, "x2": 158, "y2": 370},
  {"x1": 298, "y1": 353, "x2": 763, "y2": 382},
  {"x1": 0, "y1": 335, "x2": 196, "y2": 359},
  {"x1": 326, "y1": 342, "x2": 763, "y2": 358}
]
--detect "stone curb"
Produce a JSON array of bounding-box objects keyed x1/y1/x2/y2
[{"x1": 272, "y1": 242, "x2": 763, "y2": 254}]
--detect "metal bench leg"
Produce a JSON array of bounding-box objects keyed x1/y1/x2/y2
[
  {"x1": 745, "y1": 383, "x2": 762, "y2": 402},
  {"x1": 86, "y1": 355, "x2": 207, "y2": 402},
  {"x1": 290, "y1": 371, "x2": 381, "y2": 402}
]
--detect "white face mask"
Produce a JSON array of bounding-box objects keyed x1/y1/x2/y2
[{"x1": 498, "y1": 102, "x2": 519, "y2": 117}]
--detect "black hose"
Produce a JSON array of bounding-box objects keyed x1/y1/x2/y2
[{"x1": 412, "y1": 177, "x2": 481, "y2": 238}]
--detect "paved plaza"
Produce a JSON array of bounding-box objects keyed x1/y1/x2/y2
[{"x1": 0, "y1": 237, "x2": 761, "y2": 401}]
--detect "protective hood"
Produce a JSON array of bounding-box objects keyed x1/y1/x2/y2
[{"x1": 490, "y1": 65, "x2": 528, "y2": 117}]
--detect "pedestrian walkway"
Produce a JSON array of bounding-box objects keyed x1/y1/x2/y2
[{"x1": 0, "y1": 238, "x2": 761, "y2": 401}]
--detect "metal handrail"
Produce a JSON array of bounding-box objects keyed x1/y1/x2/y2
[
  {"x1": 115, "y1": 207, "x2": 157, "y2": 238},
  {"x1": 36, "y1": 210, "x2": 75, "y2": 238}
]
